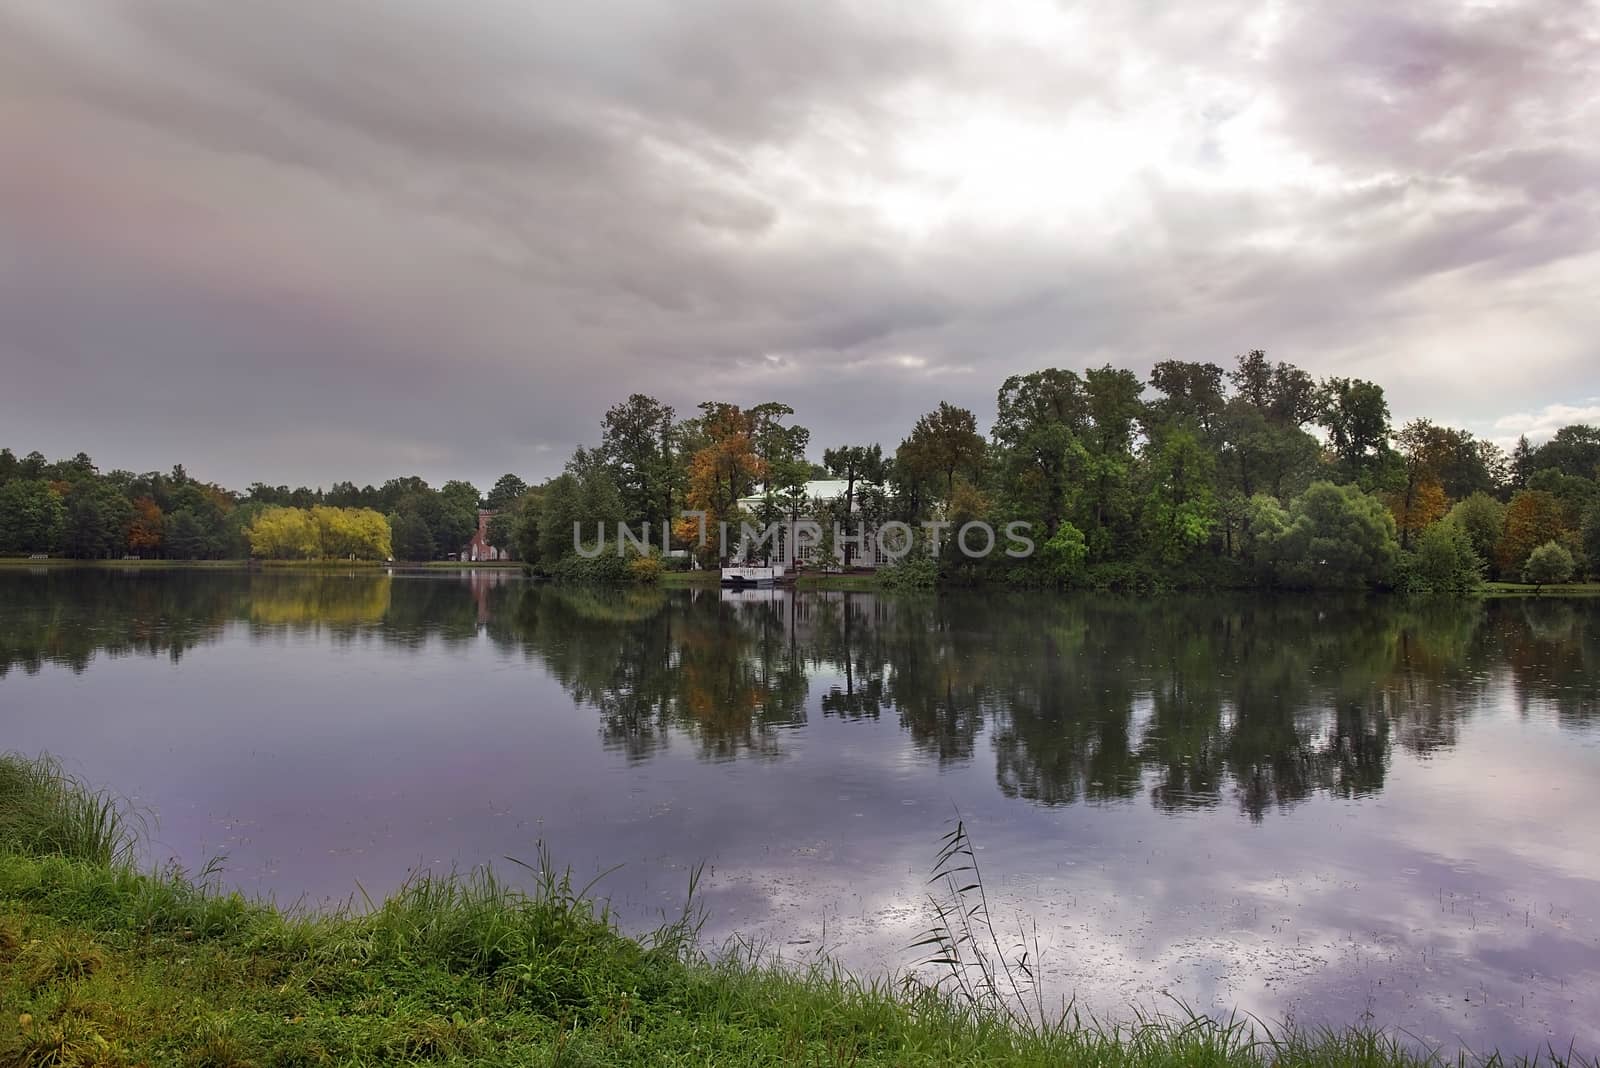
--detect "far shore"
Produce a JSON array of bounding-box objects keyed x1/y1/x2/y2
[{"x1": 6, "y1": 557, "x2": 1600, "y2": 597}]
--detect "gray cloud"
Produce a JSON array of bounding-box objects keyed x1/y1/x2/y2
[{"x1": 1, "y1": 0, "x2": 1596, "y2": 490}]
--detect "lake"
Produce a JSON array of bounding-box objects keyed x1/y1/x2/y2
[{"x1": 2, "y1": 567, "x2": 1597, "y2": 1056}]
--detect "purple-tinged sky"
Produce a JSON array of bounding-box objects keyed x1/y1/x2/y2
[{"x1": 2, "y1": 1, "x2": 1597, "y2": 490}]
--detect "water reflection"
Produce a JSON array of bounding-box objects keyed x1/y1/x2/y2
[
  {"x1": 4, "y1": 569, "x2": 1600, "y2": 1054},
  {"x1": 3, "y1": 569, "x2": 1596, "y2": 818}
]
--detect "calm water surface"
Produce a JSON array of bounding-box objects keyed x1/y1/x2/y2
[{"x1": 2, "y1": 568, "x2": 1597, "y2": 1055}]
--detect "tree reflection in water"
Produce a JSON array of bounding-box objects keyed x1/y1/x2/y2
[{"x1": 2, "y1": 568, "x2": 1595, "y2": 816}]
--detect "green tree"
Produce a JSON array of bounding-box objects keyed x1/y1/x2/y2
[
  {"x1": 1040, "y1": 522, "x2": 1088, "y2": 585},
  {"x1": 536, "y1": 475, "x2": 583, "y2": 564},
  {"x1": 822, "y1": 444, "x2": 887, "y2": 518},
  {"x1": 0, "y1": 480, "x2": 66, "y2": 554},
  {"x1": 390, "y1": 512, "x2": 435, "y2": 561},
  {"x1": 62, "y1": 482, "x2": 132, "y2": 559},
  {"x1": 435, "y1": 480, "x2": 482, "y2": 554},
  {"x1": 991, "y1": 369, "x2": 1090, "y2": 536},
  {"x1": 600, "y1": 393, "x2": 679, "y2": 527},
  {"x1": 1522, "y1": 541, "x2": 1576, "y2": 586},
  {"x1": 1509, "y1": 435, "x2": 1536, "y2": 489},
  {"x1": 164, "y1": 509, "x2": 210, "y2": 559},
  {"x1": 1533, "y1": 424, "x2": 1600, "y2": 479},
  {"x1": 1317, "y1": 376, "x2": 1391, "y2": 479},
  {"x1": 1230, "y1": 350, "x2": 1318, "y2": 427},
  {"x1": 1239, "y1": 494, "x2": 1290, "y2": 579},
  {"x1": 1146, "y1": 360, "x2": 1227, "y2": 441},
  {"x1": 1581, "y1": 504, "x2": 1600, "y2": 580},
  {"x1": 1268, "y1": 482, "x2": 1399, "y2": 589},
  {"x1": 486, "y1": 511, "x2": 518, "y2": 557},
  {"x1": 1218, "y1": 398, "x2": 1322, "y2": 500},
  {"x1": 1141, "y1": 428, "x2": 1217, "y2": 563},
  {"x1": 1444, "y1": 492, "x2": 1505, "y2": 577},
  {"x1": 901, "y1": 402, "x2": 985, "y2": 499},
  {"x1": 1403, "y1": 520, "x2": 1484, "y2": 592},
  {"x1": 1069, "y1": 366, "x2": 1146, "y2": 558},
  {"x1": 537, "y1": 465, "x2": 626, "y2": 565},
  {"x1": 484, "y1": 473, "x2": 529, "y2": 512},
  {"x1": 749, "y1": 402, "x2": 810, "y2": 492}
]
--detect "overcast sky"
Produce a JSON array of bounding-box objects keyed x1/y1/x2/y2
[{"x1": 3, "y1": 1, "x2": 1598, "y2": 492}]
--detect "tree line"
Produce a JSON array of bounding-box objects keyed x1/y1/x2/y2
[
  {"x1": 502, "y1": 353, "x2": 1600, "y2": 589},
  {"x1": 4, "y1": 349, "x2": 1598, "y2": 584},
  {"x1": 0, "y1": 451, "x2": 529, "y2": 562}
]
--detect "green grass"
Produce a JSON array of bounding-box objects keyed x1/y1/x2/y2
[
  {"x1": 1483, "y1": 581, "x2": 1600, "y2": 597},
  {"x1": 0, "y1": 753, "x2": 1590, "y2": 1067},
  {"x1": 658, "y1": 570, "x2": 720, "y2": 587},
  {"x1": 792, "y1": 572, "x2": 880, "y2": 592}
]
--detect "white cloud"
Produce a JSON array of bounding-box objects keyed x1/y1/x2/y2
[
  {"x1": 1491, "y1": 401, "x2": 1600, "y2": 448},
  {"x1": 0, "y1": 0, "x2": 1596, "y2": 487}
]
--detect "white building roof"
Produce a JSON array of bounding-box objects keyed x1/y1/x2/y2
[{"x1": 736, "y1": 479, "x2": 867, "y2": 508}]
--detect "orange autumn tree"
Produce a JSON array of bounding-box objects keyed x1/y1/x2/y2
[
  {"x1": 1496, "y1": 489, "x2": 1570, "y2": 577},
  {"x1": 673, "y1": 402, "x2": 767, "y2": 564},
  {"x1": 1386, "y1": 419, "x2": 1451, "y2": 549},
  {"x1": 126, "y1": 495, "x2": 165, "y2": 556}
]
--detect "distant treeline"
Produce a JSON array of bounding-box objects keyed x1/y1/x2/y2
[
  {"x1": 0, "y1": 455, "x2": 525, "y2": 562},
  {"x1": 3, "y1": 349, "x2": 1598, "y2": 584}
]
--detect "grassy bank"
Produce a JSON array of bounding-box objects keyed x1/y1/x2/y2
[
  {"x1": 1, "y1": 754, "x2": 1589, "y2": 1067},
  {"x1": 0, "y1": 558, "x2": 522, "y2": 571},
  {"x1": 658, "y1": 570, "x2": 720, "y2": 588},
  {"x1": 0, "y1": 557, "x2": 247, "y2": 569},
  {"x1": 792, "y1": 572, "x2": 879, "y2": 592},
  {"x1": 658, "y1": 571, "x2": 883, "y2": 591},
  {"x1": 1483, "y1": 581, "x2": 1600, "y2": 597}
]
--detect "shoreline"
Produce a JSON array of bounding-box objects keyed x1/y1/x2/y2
[{"x1": 6, "y1": 558, "x2": 1600, "y2": 597}]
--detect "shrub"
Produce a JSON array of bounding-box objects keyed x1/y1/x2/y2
[
  {"x1": 1039, "y1": 522, "x2": 1088, "y2": 586},
  {"x1": 1522, "y1": 541, "x2": 1576, "y2": 585},
  {"x1": 627, "y1": 554, "x2": 664, "y2": 584},
  {"x1": 1082, "y1": 560, "x2": 1165, "y2": 593},
  {"x1": 550, "y1": 553, "x2": 631, "y2": 585},
  {"x1": 1398, "y1": 521, "x2": 1484, "y2": 593},
  {"x1": 1445, "y1": 492, "x2": 1505, "y2": 577},
  {"x1": 1261, "y1": 482, "x2": 1399, "y2": 589},
  {"x1": 876, "y1": 551, "x2": 938, "y2": 591}
]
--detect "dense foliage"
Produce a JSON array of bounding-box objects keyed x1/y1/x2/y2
[
  {"x1": 500, "y1": 358, "x2": 1599, "y2": 589},
  {"x1": 4, "y1": 355, "x2": 1598, "y2": 583}
]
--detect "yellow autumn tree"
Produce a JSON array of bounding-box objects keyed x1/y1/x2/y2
[
  {"x1": 247, "y1": 507, "x2": 320, "y2": 559},
  {"x1": 310, "y1": 506, "x2": 393, "y2": 560},
  {"x1": 248, "y1": 506, "x2": 391, "y2": 560}
]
